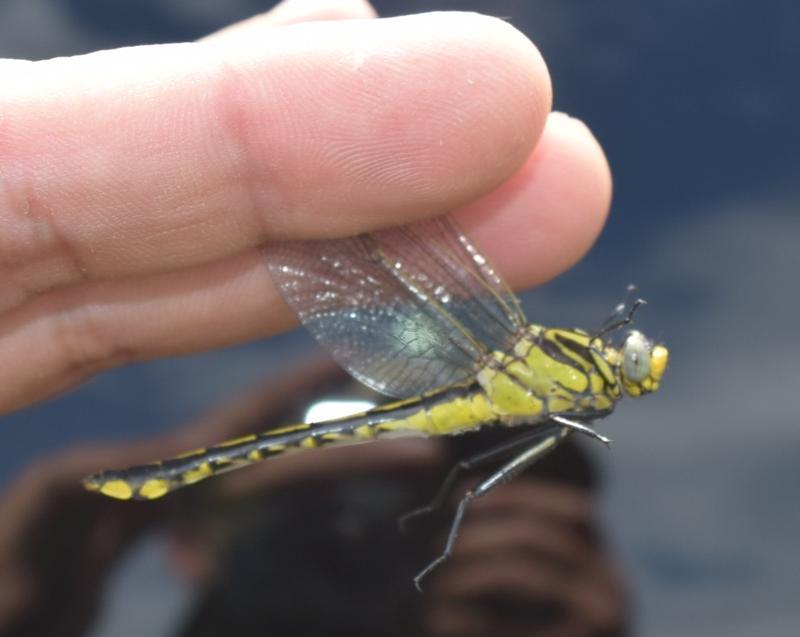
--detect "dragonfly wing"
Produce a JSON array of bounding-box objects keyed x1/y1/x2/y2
[
  {"x1": 372, "y1": 216, "x2": 528, "y2": 353},
  {"x1": 266, "y1": 216, "x2": 527, "y2": 398}
]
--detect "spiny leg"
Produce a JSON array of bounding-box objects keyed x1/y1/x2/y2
[
  {"x1": 400, "y1": 419, "x2": 608, "y2": 531},
  {"x1": 398, "y1": 427, "x2": 558, "y2": 531},
  {"x1": 413, "y1": 428, "x2": 570, "y2": 591},
  {"x1": 551, "y1": 415, "x2": 612, "y2": 446}
]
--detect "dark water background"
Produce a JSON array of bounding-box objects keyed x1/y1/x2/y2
[{"x1": 1, "y1": 2, "x2": 798, "y2": 635}]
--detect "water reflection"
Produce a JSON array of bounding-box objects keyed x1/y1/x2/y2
[{"x1": 0, "y1": 359, "x2": 626, "y2": 637}]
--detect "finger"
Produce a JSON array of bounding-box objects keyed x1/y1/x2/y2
[
  {"x1": 1, "y1": 12, "x2": 549, "y2": 306},
  {"x1": 0, "y1": 113, "x2": 609, "y2": 412},
  {"x1": 205, "y1": 0, "x2": 377, "y2": 40},
  {"x1": 457, "y1": 111, "x2": 612, "y2": 289}
]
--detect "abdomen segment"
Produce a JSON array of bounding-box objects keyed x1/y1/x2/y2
[{"x1": 83, "y1": 383, "x2": 493, "y2": 501}]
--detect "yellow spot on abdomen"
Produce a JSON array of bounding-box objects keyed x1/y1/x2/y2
[
  {"x1": 216, "y1": 434, "x2": 257, "y2": 448},
  {"x1": 427, "y1": 395, "x2": 491, "y2": 434},
  {"x1": 300, "y1": 436, "x2": 318, "y2": 448},
  {"x1": 99, "y1": 480, "x2": 134, "y2": 500},
  {"x1": 266, "y1": 423, "x2": 311, "y2": 435},
  {"x1": 182, "y1": 462, "x2": 213, "y2": 485},
  {"x1": 139, "y1": 479, "x2": 169, "y2": 500},
  {"x1": 354, "y1": 425, "x2": 374, "y2": 439}
]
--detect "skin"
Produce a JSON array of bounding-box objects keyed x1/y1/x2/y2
[
  {"x1": 0, "y1": 0, "x2": 611, "y2": 415},
  {"x1": 0, "y1": 5, "x2": 618, "y2": 634}
]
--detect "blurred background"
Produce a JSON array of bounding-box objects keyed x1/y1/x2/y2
[{"x1": 1, "y1": 1, "x2": 798, "y2": 636}]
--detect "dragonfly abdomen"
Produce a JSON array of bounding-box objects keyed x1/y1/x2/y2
[{"x1": 83, "y1": 382, "x2": 495, "y2": 501}]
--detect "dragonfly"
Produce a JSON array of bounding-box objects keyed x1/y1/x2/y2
[{"x1": 83, "y1": 215, "x2": 668, "y2": 588}]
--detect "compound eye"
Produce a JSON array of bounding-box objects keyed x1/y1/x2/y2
[{"x1": 622, "y1": 331, "x2": 651, "y2": 383}]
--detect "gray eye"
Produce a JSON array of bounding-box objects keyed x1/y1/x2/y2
[{"x1": 622, "y1": 331, "x2": 651, "y2": 383}]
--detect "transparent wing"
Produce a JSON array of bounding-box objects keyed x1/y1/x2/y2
[{"x1": 265, "y1": 216, "x2": 528, "y2": 398}]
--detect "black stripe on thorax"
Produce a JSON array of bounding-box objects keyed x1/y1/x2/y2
[{"x1": 537, "y1": 331, "x2": 592, "y2": 373}]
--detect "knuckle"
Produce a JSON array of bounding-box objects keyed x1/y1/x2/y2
[
  {"x1": 0, "y1": 140, "x2": 88, "y2": 310},
  {"x1": 45, "y1": 292, "x2": 132, "y2": 380},
  {"x1": 207, "y1": 60, "x2": 286, "y2": 238}
]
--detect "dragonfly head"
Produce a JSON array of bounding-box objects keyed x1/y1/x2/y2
[{"x1": 616, "y1": 330, "x2": 669, "y2": 397}]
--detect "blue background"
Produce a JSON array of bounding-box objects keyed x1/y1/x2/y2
[{"x1": 1, "y1": 2, "x2": 798, "y2": 635}]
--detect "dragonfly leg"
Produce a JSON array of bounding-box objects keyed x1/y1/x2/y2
[
  {"x1": 398, "y1": 427, "x2": 558, "y2": 531},
  {"x1": 413, "y1": 428, "x2": 569, "y2": 591},
  {"x1": 551, "y1": 415, "x2": 612, "y2": 447}
]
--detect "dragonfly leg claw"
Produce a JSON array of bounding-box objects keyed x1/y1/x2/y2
[
  {"x1": 414, "y1": 489, "x2": 476, "y2": 591},
  {"x1": 551, "y1": 416, "x2": 612, "y2": 447}
]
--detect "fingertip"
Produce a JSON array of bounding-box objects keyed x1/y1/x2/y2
[
  {"x1": 543, "y1": 110, "x2": 613, "y2": 243},
  {"x1": 267, "y1": 0, "x2": 378, "y2": 22},
  {"x1": 207, "y1": 11, "x2": 556, "y2": 239},
  {"x1": 455, "y1": 111, "x2": 612, "y2": 290},
  {"x1": 548, "y1": 111, "x2": 613, "y2": 215},
  {"x1": 323, "y1": 11, "x2": 553, "y2": 233}
]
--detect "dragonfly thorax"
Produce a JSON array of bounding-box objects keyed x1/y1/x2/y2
[{"x1": 476, "y1": 326, "x2": 630, "y2": 424}]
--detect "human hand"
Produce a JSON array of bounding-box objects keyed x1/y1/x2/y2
[{"x1": 0, "y1": 0, "x2": 611, "y2": 415}]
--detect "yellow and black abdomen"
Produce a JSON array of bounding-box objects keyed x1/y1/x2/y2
[{"x1": 83, "y1": 382, "x2": 496, "y2": 501}]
